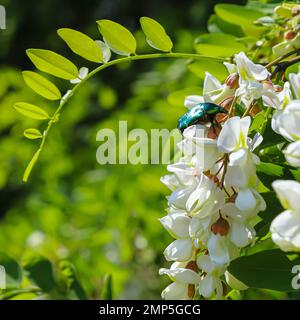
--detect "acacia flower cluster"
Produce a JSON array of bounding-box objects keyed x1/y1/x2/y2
[{"x1": 159, "y1": 52, "x2": 272, "y2": 300}]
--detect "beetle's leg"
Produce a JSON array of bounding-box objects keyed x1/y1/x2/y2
[{"x1": 208, "y1": 114, "x2": 216, "y2": 134}]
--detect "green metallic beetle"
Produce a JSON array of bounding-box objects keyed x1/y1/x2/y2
[{"x1": 177, "y1": 102, "x2": 227, "y2": 133}]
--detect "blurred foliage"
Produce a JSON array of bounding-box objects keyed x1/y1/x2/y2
[{"x1": 1, "y1": 0, "x2": 291, "y2": 300}]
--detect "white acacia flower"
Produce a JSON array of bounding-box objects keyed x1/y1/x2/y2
[
  {"x1": 276, "y1": 100, "x2": 300, "y2": 141},
  {"x1": 159, "y1": 262, "x2": 201, "y2": 300},
  {"x1": 217, "y1": 116, "x2": 251, "y2": 153},
  {"x1": 270, "y1": 82, "x2": 293, "y2": 134},
  {"x1": 70, "y1": 67, "x2": 89, "y2": 84},
  {"x1": 271, "y1": 180, "x2": 300, "y2": 251},
  {"x1": 207, "y1": 234, "x2": 233, "y2": 265},
  {"x1": 225, "y1": 150, "x2": 259, "y2": 189},
  {"x1": 221, "y1": 203, "x2": 257, "y2": 247},
  {"x1": 186, "y1": 174, "x2": 225, "y2": 217},
  {"x1": 197, "y1": 254, "x2": 226, "y2": 299},
  {"x1": 182, "y1": 125, "x2": 221, "y2": 172},
  {"x1": 160, "y1": 213, "x2": 194, "y2": 262},
  {"x1": 184, "y1": 72, "x2": 235, "y2": 109},
  {"x1": 284, "y1": 140, "x2": 300, "y2": 167},
  {"x1": 290, "y1": 72, "x2": 300, "y2": 99},
  {"x1": 235, "y1": 52, "x2": 269, "y2": 82}
]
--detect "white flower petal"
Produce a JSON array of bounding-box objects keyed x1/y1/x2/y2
[
  {"x1": 289, "y1": 73, "x2": 300, "y2": 99},
  {"x1": 159, "y1": 214, "x2": 190, "y2": 239},
  {"x1": 199, "y1": 274, "x2": 217, "y2": 298},
  {"x1": 230, "y1": 221, "x2": 253, "y2": 247},
  {"x1": 225, "y1": 271, "x2": 248, "y2": 290},
  {"x1": 184, "y1": 95, "x2": 204, "y2": 109},
  {"x1": 285, "y1": 140, "x2": 300, "y2": 168},
  {"x1": 203, "y1": 72, "x2": 222, "y2": 94},
  {"x1": 196, "y1": 254, "x2": 214, "y2": 273},
  {"x1": 271, "y1": 210, "x2": 300, "y2": 252},
  {"x1": 164, "y1": 239, "x2": 193, "y2": 262},
  {"x1": 159, "y1": 267, "x2": 201, "y2": 284},
  {"x1": 161, "y1": 282, "x2": 189, "y2": 300},
  {"x1": 207, "y1": 235, "x2": 230, "y2": 265},
  {"x1": 272, "y1": 180, "x2": 300, "y2": 212},
  {"x1": 236, "y1": 189, "x2": 257, "y2": 211}
]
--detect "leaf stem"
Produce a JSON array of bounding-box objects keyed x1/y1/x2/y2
[{"x1": 25, "y1": 52, "x2": 227, "y2": 182}]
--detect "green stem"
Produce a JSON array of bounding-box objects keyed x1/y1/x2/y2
[{"x1": 24, "y1": 52, "x2": 227, "y2": 182}]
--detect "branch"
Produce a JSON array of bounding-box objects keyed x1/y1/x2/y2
[{"x1": 23, "y1": 52, "x2": 227, "y2": 182}]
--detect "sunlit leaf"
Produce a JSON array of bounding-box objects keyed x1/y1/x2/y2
[
  {"x1": 26, "y1": 49, "x2": 78, "y2": 80},
  {"x1": 57, "y1": 28, "x2": 103, "y2": 63},
  {"x1": 97, "y1": 20, "x2": 137, "y2": 56},
  {"x1": 23, "y1": 149, "x2": 41, "y2": 182},
  {"x1": 22, "y1": 71, "x2": 61, "y2": 100},
  {"x1": 167, "y1": 87, "x2": 203, "y2": 107},
  {"x1": 24, "y1": 128, "x2": 43, "y2": 140},
  {"x1": 140, "y1": 17, "x2": 173, "y2": 52},
  {"x1": 14, "y1": 102, "x2": 50, "y2": 120},
  {"x1": 194, "y1": 33, "x2": 246, "y2": 57},
  {"x1": 215, "y1": 4, "x2": 265, "y2": 37},
  {"x1": 208, "y1": 14, "x2": 244, "y2": 37},
  {"x1": 187, "y1": 60, "x2": 228, "y2": 81}
]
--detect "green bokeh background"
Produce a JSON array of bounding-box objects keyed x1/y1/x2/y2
[{"x1": 1, "y1": 0, "x2": 285, "y2": 300}]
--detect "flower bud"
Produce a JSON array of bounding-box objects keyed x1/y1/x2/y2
[
  {"x1": 225, "y1": 73, "x2": 239, "y2": 89},
  {"x1": 219, "y1": 96, "x2": 234, "y2": 110},
  {"x1": 211, "y1": 217, "x2": 230, "y2": 236},
  {"x1": 284, "y1": 30, "x2": 296, "y2": 41}
]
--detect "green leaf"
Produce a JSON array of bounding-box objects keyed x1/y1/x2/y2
[
  {"x1": 14, "y1": 102, "x2": 50, "y2": 120},
  {"x1": 215, "y1": 4, "x2": 264, "y2": 37},
  {"x1": 22, "y1": 71, "x2": 61, "y2": 100},
  {"x1": 59, "y1": 260, "x2": 87, "y2": 300},
  {"x1": 140, "y1": 17, "x2": 173, "y2": 52},
  {"x1": 194, "y1": 33, "x2": 246, "y2": 58},
  {"x1": 259, "y1": 192, "x2": 282, "y2": 223},
  {"x1": 167, "y1": 87, "x2": 203, "y2": 107},
  {"x1": 102, "y1": 274, "x2": 113, "y2": 300},
  {"x1": 0, "y1": 252, "x2": 22, "y2": 289},
  {"x1": 228, "y1": 249, "x2": 300, "y2": 291},
  {"x1": 57, "y1": 28, "x2": 103, "y2": 63},
  {"x1": 23, "y1": 149, "x2": 41, "y2": 183},
  {"x1": 23, "y1": 254, "x2": 56, "y2": 292},
  {"x1": 26, "y1": 49, "x2": 78, "y2": 80},
  {"x1": 260, "y1": 121, "x2": 286, "y2": 149},
  {"x1": 24, "y1": 128, "x2": 43, "y2": 140},
  {"x1": 0, "y1": 288, "x2": 38, "y2": 300},
  {"x1": 249, "y1": 111, "x2": 266, "y2": 133},
  {"x1": 208, "y1": 14, "x2": 244, "y2": 37},
  {"x1": 257, "y1": 162, "x2": 295, "y2": 190},
  {"x1": 187, "y1": 60, "x2": 228, "y2": 81},
  {"x1": 97, "y1": 20, "x2": 137, "y2": 56}
]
